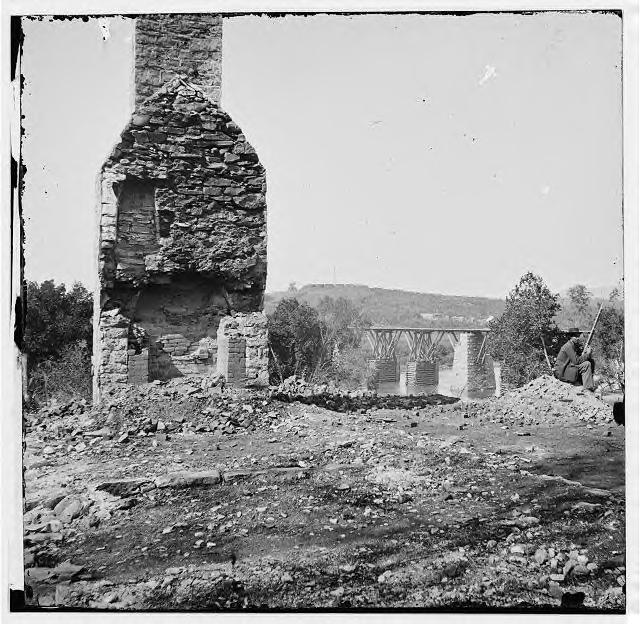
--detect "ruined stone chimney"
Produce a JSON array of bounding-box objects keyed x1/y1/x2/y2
[{"x1": 94, "y1": 14, "x2": 268, "y2": 403}]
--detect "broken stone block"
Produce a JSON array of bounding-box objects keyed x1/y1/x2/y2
[
  {"x1": 154, "y1": 470, "x2": 222, "y2": 489},
  {"x1": 96, "y1": 478, "x2": 152, "y2": 497}
]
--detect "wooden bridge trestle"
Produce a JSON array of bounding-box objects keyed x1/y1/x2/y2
[
  {"x1": 365, "y1": 329, "x2": 403, "y2": 360},
  {"x1": 364, "y1": 327, "x2": 488, "y2": 362}
]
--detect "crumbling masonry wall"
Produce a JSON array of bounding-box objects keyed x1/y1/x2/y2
[{"x1": 94, "y1": 14, "x2": 268, "y2": 401}]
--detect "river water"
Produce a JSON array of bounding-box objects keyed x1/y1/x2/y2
[{"x1": 377, "y1": 364, "x2": 501, "y2": 402}]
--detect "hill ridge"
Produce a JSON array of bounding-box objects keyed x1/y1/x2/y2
[{"x1": 264, "y1": 283, "x2": 505, "y2": 328}]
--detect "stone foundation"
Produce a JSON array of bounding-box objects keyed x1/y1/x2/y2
[
  {"x1": 369, "y1": 358, "x2": 399, "y2": 384},
  {"x1": 406, "y1": 360, "x2": 439, "y2": 386},
  {"x1": 450, "y1": 332, "x2": 496, "y2": 393}
]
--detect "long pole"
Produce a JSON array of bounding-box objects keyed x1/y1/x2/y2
[
  {"x1": 584, "y1": 304, "x2": 604, "y2": 349},
  {"x1": 540, "y1": 336, "x2": 552, "y2": 371}
]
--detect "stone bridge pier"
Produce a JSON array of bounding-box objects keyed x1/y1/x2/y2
[
  {"x1": 450, "y1": 330, "x2": 495, "y2": 394},
  {"x1": 365, "y1": 329, "x2": 402, "y2": 384},
  {"x1": 404, "y1": 329, "x2": 441, "y2": 386}
]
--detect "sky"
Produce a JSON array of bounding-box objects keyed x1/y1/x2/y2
[{"x1": 20, "y1": 11, "x2": 624, "y2": 299}]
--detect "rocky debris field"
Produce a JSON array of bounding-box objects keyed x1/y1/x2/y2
[{"x1": 20, "y1": 375, "x2": 625, "y2": 612}]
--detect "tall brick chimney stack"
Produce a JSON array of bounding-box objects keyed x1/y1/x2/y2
[{"x1": 134, "y1": 14, "x2": 222, "y2": 106}]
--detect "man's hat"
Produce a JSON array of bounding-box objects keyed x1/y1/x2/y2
[{"x1": 566, "y1": 327, "x2": 583, "y2": 336}]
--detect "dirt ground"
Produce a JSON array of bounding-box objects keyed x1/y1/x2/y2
[{"x1": 19, "y1": 376, "x2": 625, "y2": 612}]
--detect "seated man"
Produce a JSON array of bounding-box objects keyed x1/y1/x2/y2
[{"x1": 554, "y1": 329, "x2": 596, "y2": 391}]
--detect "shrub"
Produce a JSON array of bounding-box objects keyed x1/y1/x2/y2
[
  {"x1": 28, "y1": 340, "x2": 92, "y2": 407},
  {"x1": 592, "y1": 299, "x2": 624, "y2": 391},
  {"x1": 267, "y1": 298, "x2": 328, "y2": 383}
]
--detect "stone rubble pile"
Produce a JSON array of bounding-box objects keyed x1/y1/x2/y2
[
  {"x1": 25, "y1": 377, "x2": 286, "y2": 445},
  {"x1": 274, "y1": 376, "x2": 340, "y2": 396},
  {"x1": 25, "y1": 373, "x2": 455, "y2": 470},
  {"x1": 465, "y1": 375, "x2": 613, "y2": 426},
  {"x1": 272, "y1": 376, "x2": 459, "y2": 412},
  {"x1": 33, "y1": 397, "x2": 90, "y2": 422}
]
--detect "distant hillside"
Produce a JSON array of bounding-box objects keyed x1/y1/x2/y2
[{"x1": 264, "y1": 284, "x2": 505, "y2": 328}]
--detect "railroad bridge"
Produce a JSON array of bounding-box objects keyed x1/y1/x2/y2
[{"x1": 364, "y1": 327, "x2": 495, "y2": 393}]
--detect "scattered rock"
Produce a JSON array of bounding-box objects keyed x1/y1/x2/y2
[
  {"x1": 534, "y1": 548, "x2": 547, "y2": 564},
  {"x1": 52, "y1": 561, "x2": 85, "y2": 581},
  {"x1": 573, "y1": 565, "x2": 590, "y2": 577},
  {"x1": 24, "y1": 532, "x2": 62, "y2": 546},
  {"x1": 166, "y1": 567, "x2": 182, "y2": 575},
  {"x1": 572, "y1": 501, "x2": 601, "y2": 512},
  {"x1": 515, "y1": 516, "x2": 540, "y2": 528}
]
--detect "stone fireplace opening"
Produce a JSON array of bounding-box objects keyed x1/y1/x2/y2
[{"x1": 132, "y1": 276, "x2": 227, "y2": 381}]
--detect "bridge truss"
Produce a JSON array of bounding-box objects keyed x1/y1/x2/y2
[{"x1": 363, "y1": 327, "x2": 490, "y2": 363}]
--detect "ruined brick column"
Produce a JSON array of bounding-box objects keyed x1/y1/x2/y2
[
  {"x1": 94, "y1": 14, "x2": 268, "y2": 402},
  {"x1": 450, "y1": 332, "x2": 496, "y2": 394},
  {"x1": 216, "y1": 313, "x2": 268, "y2": 388}
]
